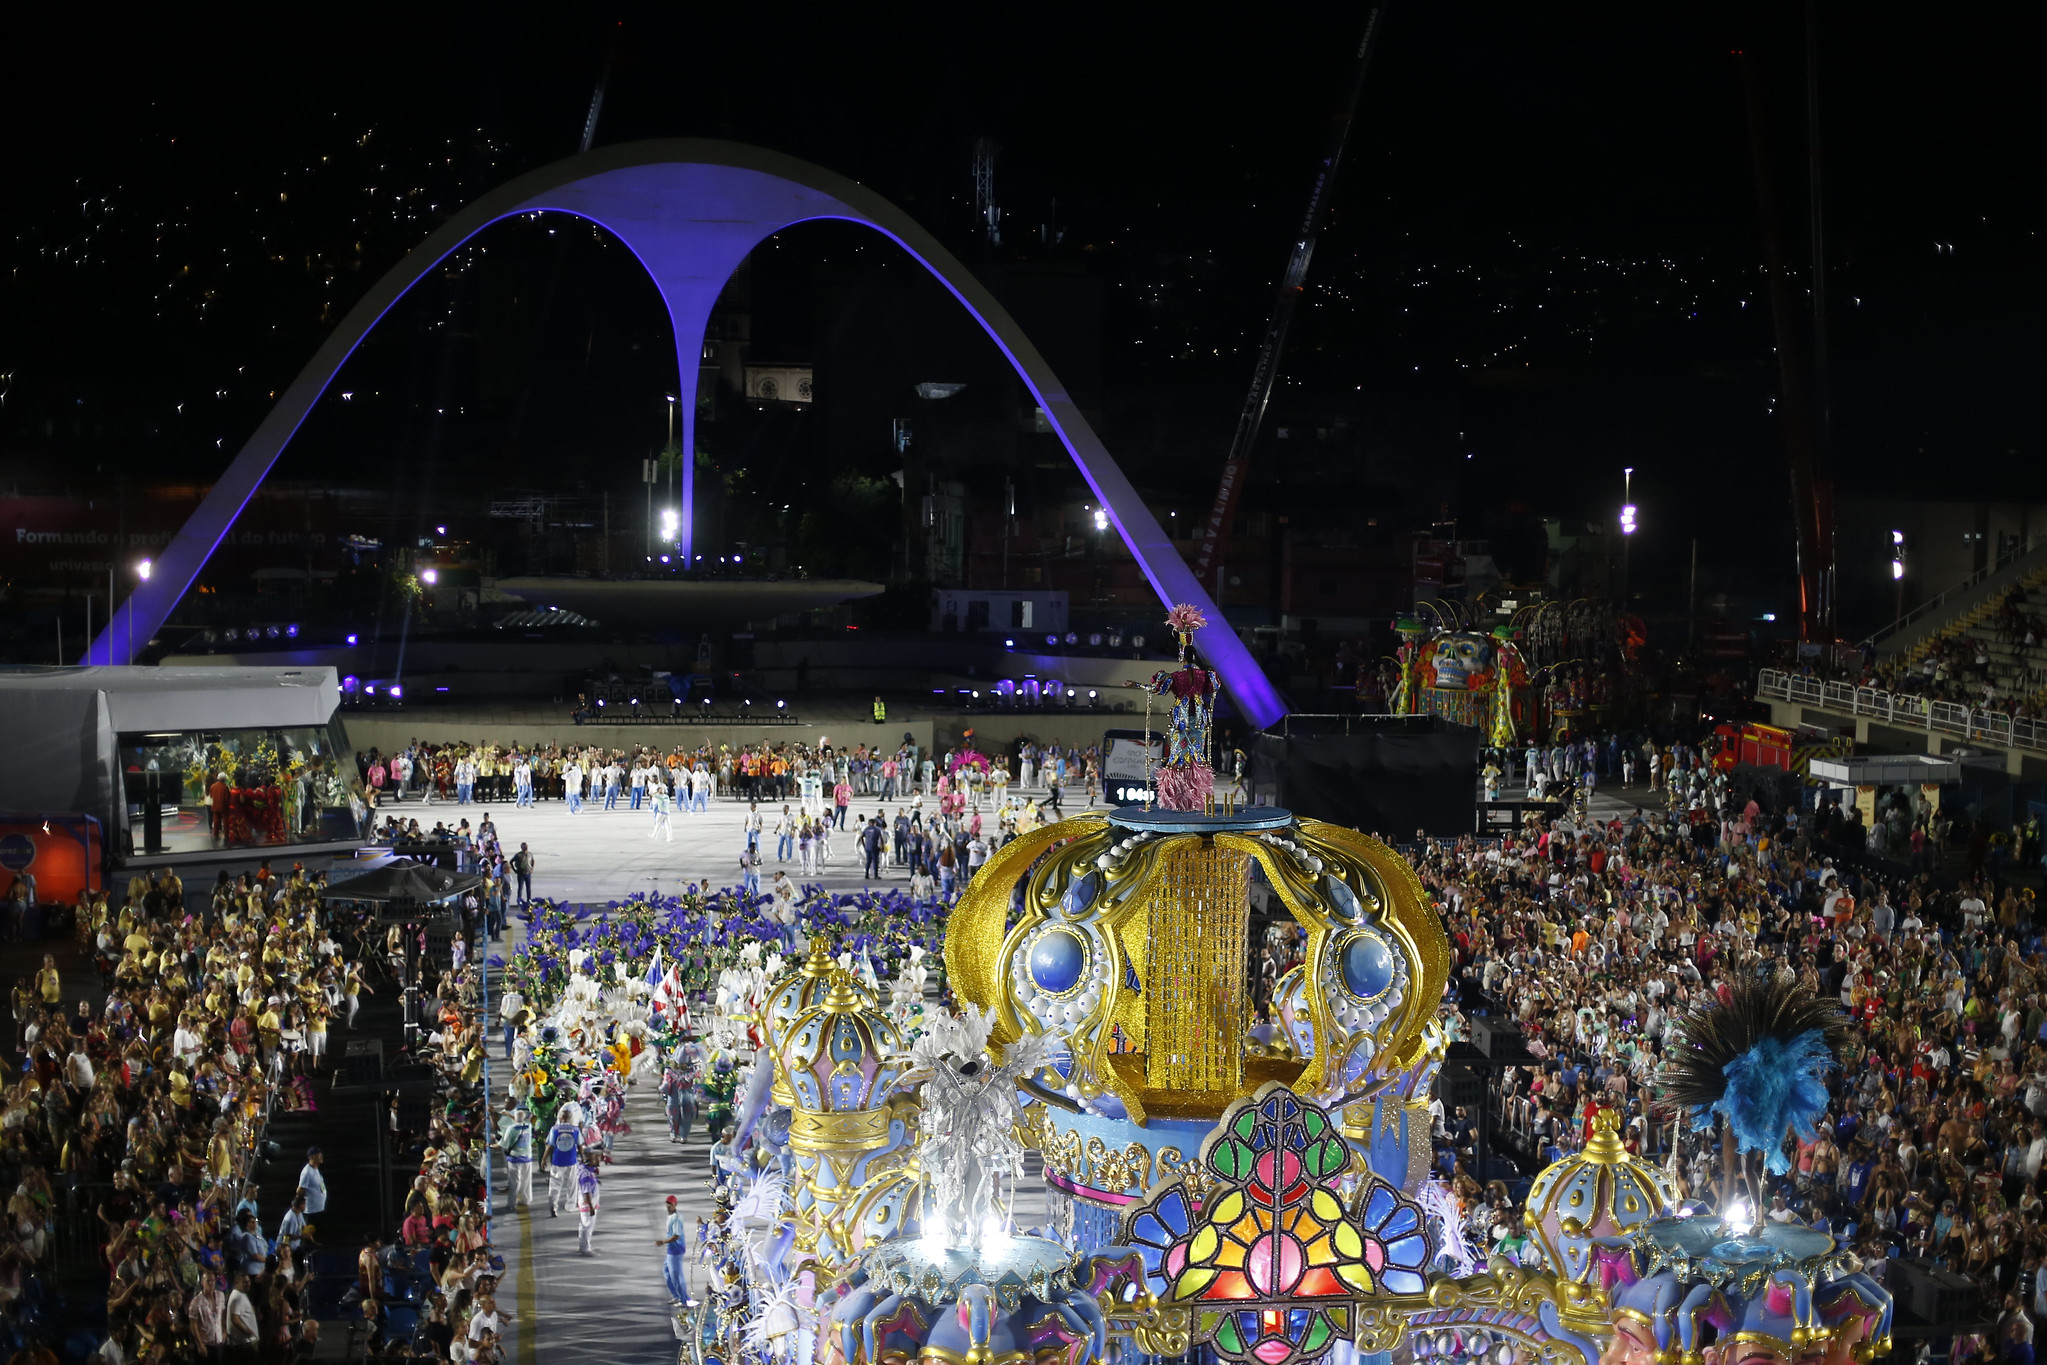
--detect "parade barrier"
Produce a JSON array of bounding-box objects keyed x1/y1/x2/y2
[
  {"x1": 1758, "y1": 667, "x2": 2047, "y2": 753},
  {"x1": 1249, "y1": 713, "x2": 1481, "y2": 835}
]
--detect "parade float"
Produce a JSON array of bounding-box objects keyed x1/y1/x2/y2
[
  {"x1": 507, "y1": 606, "x2": 1890, "y2": 1365},
  {"x1": 1390, "y1": 621, "x2": 1532, "y2": 747},
  {"x1": 1388, "y1": 602, "x2": 1651, "y2": 745}
]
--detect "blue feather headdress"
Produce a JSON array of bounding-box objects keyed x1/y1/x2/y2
[{"x1": 1657, "y1": 975, "x2": 1850, "y2": 1174}]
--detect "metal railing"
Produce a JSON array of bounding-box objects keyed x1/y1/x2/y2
[
  {"x1": 575, "y1": 710, "x2": 801, "y2": 726},
  {"x1": 477, "y1": 915, "x2": 493, "y2": 1242},
  {"x1": 1269, "y1": 712, "x2": 1422, "y2": 736},
  {"x1": 1756, "y1": 668, "x2": 2047, "y2": 754},
  {"x1": 47, "y1": 1181, "x2": 116, "y2": 1282}
]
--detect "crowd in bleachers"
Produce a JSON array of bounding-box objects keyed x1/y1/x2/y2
[
  {"x1": 1857, "y1": 586, "x2": 2047, "y2": 718},
  {"x1": 0, "y1": 866, "x2": 368, "y2": 1363},
  {"x1": 0, "y1": 838, "x2": 526, "y2": 1364},
  {"x1": 1417, "y1": 787, "x2": 2047, "y2": 1326}
]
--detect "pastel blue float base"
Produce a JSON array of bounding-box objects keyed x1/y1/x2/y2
[{"x1": 1107, "y1": 807, "x2": 1293, "y2": 834}]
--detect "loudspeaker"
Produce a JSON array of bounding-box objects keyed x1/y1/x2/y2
[
  {"x1": 1892, "y1": 1258, "x2": 1979, "y2": 1326},
  {"x1": 1471, "y1": 1015, "x2": 1527, "y2": 1061},
  {"x1": 1438, "y1": 1063, "x2": 1485, "y2": 1115}
]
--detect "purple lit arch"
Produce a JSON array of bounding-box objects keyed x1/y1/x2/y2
[{"x1": 92, "y1": 140, "x2": 1282, "y2": 726}]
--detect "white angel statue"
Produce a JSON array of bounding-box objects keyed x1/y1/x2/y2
[
  {"x1": 731, "y1": 1169, "x2": 808, "y2": 1365},
  {"x1": 899, "y1": 1003, "x2": 1063, "y2": 1251}
]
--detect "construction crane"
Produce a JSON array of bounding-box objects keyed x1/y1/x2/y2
[
  {"x1": 1737, "y1": 40, "x2": 1835, "y2": 641},
  {"x1": 1189, "y1": 6, "x2": 1386, "y2": 595},
  {"x1": 973, "y1": 137, "x2": 1002, "y2": 247},
  {"x1": 579, "y1": 20, "x2": 623, "y2": 154}
]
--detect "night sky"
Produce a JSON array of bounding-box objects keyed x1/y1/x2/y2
[{"x1": 3, "y1": 2, "x2": 2042, "y2": 623}]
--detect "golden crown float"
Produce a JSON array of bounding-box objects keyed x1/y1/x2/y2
[{"x1": 681, "y1": 606, "x2": 1889, "y2": 1365}]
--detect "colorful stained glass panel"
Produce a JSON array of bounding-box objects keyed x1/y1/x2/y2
[{"x1": 1118, "y1": 1085, "x2": 1435, "y2": 1365}]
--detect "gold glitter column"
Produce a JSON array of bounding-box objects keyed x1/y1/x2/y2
[{"x1": 1142, "y1": 841, "x2": 1252, "y2": 1101}]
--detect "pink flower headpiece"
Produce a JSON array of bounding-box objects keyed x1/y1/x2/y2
[{"x1": 1164, "y1": 603, "x2": 1208, "y2": 634}]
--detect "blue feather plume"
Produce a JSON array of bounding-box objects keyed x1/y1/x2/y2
[{"x1": 1700, "y1": 1028, "x2": 1834, "y2": 1173}]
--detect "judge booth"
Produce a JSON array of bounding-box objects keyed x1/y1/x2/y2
[{"x1": 0, "y1": 665, "x2": 366, "y2": 879}]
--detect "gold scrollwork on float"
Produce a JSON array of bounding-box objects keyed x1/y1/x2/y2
[
  {"x1": 1085, "y1": 1252, "x2": 1185, "y2": 1356},
  {"x1": 1081, "y1": 1135, "x2": 1155, "y2": 1195},
  {"x1": 1353, "y1": 1299, "x2": 1417, "y2": 1356},
  {"x1": 1020, "y1": 1108, "x2": 1172, "y2": 1198},
  {"x1": 906, "y1": 1346, "x2": 1038, "y2": 1365},
  {"x1": 948, "y1": 808, "x2": 1453, "y2": 1137},
  {"x1": 1133, "y1": 1304, "x2": 1192, "y2": 1359},
  {"x1": 1150, "y1": 1148, "x2": 1220, "y2": 1205},
  {"x1": 1426, "y1": 1261, "x2": 1599, "y2": 1319},
  {"x1": 1210, "y1": 821, "x2": 1448, "y2": 1100},
  {"x1": 1212, "y1": 831, "x2": 1346, "y2": 1096},
  {"x1": 791, "y1": 1106, "x2": 893, "y2": 1152},
  {"x1": 1076, "y1": 1250, "x2": 1599, "y2": 1365},
  {"x1": 945, "y1": 817, "x2": 1109, "y2": 1040},
  {"x1": 1390, "y1": 1262, "x2": 1609, "y2": 1365},
  {"x1": 1299, "y1": 821, "x2": 1451, "y2": 1063}
]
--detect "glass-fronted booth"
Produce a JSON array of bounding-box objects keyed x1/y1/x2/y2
[
  {"x1": 119, "y1": 719, "x2": 365, "y2": 854},
  {"x1": 0, "y1": 665, "x2": 365, "y2": 871}
]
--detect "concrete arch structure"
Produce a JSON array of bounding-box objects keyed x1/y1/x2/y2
[{"x1": 91, "y1": 139, "x2": 1281, "y2": 726}]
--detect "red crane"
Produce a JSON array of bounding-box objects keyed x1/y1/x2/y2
[{"x1": 1189, "y1": 8, "x2": 1387, "y2": 595}]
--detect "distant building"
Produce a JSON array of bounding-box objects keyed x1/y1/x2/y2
[
  {"x1": 1415, "y1": 532, "x2": 1505, "y2": 607},
  {"x1": 930, "y1": 588, "x2": 1068, "y2": 635},
  {"x1": 744, "y1": 365, "x2": 813, "y2": 405}
]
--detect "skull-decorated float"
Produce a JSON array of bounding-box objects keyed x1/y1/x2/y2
[
  {"x1": 683, "y1": 606, "x2": 1890, "y2": 1365},
  {"x1": 1389, "y1": 619, "x2": 1530, "y2": 748}
]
